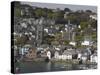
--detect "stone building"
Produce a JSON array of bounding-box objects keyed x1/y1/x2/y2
[{"x1": 25, "y1": 48, "x2": 37, "y2": 59}]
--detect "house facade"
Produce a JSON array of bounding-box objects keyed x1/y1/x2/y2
[
  {"x1": 46, "y1": 51, "x2": 51, "y2": 59},
  {"x1": 90, "y1": 53, "x2": 97, "y2": 63},
  {"x1": 54, "y1": 50, "x2": 76, "y2": 60},
  {"x1": 25, "y1": 48, "x2": 37, "y2": 59}
]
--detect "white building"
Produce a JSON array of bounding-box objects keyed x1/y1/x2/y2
[
  {"x1": 64, "y1": 12, "x2": 69, "y2": 19},
  {"x1": 77, "y1": 53, "x2": 82, "y2": 59},
  {"x1": 54, "y1": 51, "x2": 59, "y2": 59},
  {"x1": 81, "y1": 48, "x2": 92, "y2": 62},
  {"x1": 69, "y1": 41, "x2": 76, "y2": 46},
  {"x1": 47, "y1": 51, "x2": 51, "y2": 59},
  {"x1": 44, "y1": 28, "x2": 48, "y2": 33},
  {"x1": 54, "y1": 50, "x2": 73, "y2": 60},
  {"x1": 62, "y1": 50, "x2": 73, "y2": 60},
  {"x1": 90, "y1": 54, "x2": 97, "y2": 63},
  {"x1": 90, "y1": 14, "x2": 97, "y2": 20},
  {"x1": 81, "y1": 40, "x2": 90, "y2": 46},
  {"x1": 55, "y1": 47, "x2": 60, "y2": 51},
  {"x1": 81, "y1": 55, "x2": 87, "y2": 62}
]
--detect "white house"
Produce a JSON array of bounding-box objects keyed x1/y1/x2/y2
[
  {"x1": 14, "y1": 45, "x2": 18, "y2": 57},
  {"x1": 47, "y1": 51, "x2": 51, "y2": 60},
  {"x1": 77, "y1": 53, "x2": 82, "y2": 59},
  {"x1": 81, "y1": 55, "x2": 87, "y2": 62},
  {"x1": 54, "y1": 51, "x2": 59, "y2": 59},
  {"x1": 62, "y1": 50, "x2": 73, "y2": 60},
  {"x1": 90, "y1": 14, "x2": 97, "y2": 20},
  {"x1": 54, "y1": 51, "x2": 63, "y2": 60},
  {"x1": 63, "y1": 50, "x2": 73, "y2": 60},
  {"x1": 81, "y1": 48, "x2": 91, "y2": 62},
  {"x1": 81, "y1": 40, "x2": 90, "y2": 46},
  {"x1": 78, "y1": 25, "x2": 81, "y2": 29},
  {"x1": 69, "y1": 41, "x2": 76, "y2": 46},
  {"x1": 54, "y1": 50, "x2": 72, "y2": 60},
  {"x1": 90, "y1": 54, "x2": 97, "y2": 63},
  {"x1": 55, "y1": 47, "x2": 60, "y2": 51},
  {"x1": 64, "y1": 12, "x2": 69, "y2": 19},
  {"x1": 54, "y1": 47, "x2": 78, "y2": 60},
  {"x1": 58, "y1": 55, "x2": 63, "y2": 59},
  {"x1": 19, "y1": 47, "x2": 29, "y2": 55},
  {"x1": 44, "y1": 28, "x2": 48, "y2": 33}
]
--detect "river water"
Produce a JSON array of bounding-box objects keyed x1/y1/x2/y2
[{"x1": 15, "y1": 61, "x2": 97, "y2": 73}]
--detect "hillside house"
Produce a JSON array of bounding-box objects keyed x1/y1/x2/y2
[{"x1": 25, "y1": 48, "x2": 37, "y2": 59}]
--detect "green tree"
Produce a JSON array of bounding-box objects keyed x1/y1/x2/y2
[
  {"x1": 85, "y1": 10, "x2": 92, "y2": 14},
  {"x1": 80, "y1": 21, "x2": 89, "y2": 30},
  {"x1": 47, "y1": 11, "x2": 53, "y2": 19},
  {"x1": 89, "y1": 19, "x2": 97, "y2": 29},
  {"x1": 35, "y1": 8, "x2": 47, "y2": 17},
  {"x1": 63, "y1": 40, "x2": 70, "y2": 45},
  {"x1": 35, "y1": 8, "x2": 42, "y2": 17},
  {"x1": 14, "y1": 1, "x2": 21, "y2": 17},
  {"x1": 64, "y1": 8, "x2": 71, "y2": 12},
  {"x1": 14, "y1": 7, "x2": 21, "y2": 17},
  {"x1": 43, "y1": 35, "x2": 55, "y2": 45},
  {"x1": 92, "y1": 32, "x2": 97, "y2": 41},
  {"x1": 15, "y1": 35, "x2": 28, "y2": 46}
]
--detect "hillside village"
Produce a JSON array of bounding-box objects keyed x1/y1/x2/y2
[{"x1": 13, "y1": 2, "x2": 97, "y2": 64}]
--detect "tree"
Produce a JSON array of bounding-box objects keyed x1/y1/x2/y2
[
  {"x1": 35, "y1": 8, "x2": 47, "y2": 17},
  {"x1": 14, "y1": 7, "x2": 21, "y2": 17},
  {"x1": 63, "y1": 40, "x2": 70, "y2": 45},
  {"x1": 14, "y1": 1, "x2": 21, "y2": 7},
  {"x1": 15, "y1": 35, "x2": 28, "y2": 46},
  {"x1": 43, "y1": 35, "x2": 55, "y2": 45},
  {"x1": 43, "y1": 8, "x2": 48, "y2": 17},
  {"x1": 75, "y1": 35, "x2": 84, "y2": 41},
  {"x1": 64, "y1": 8, "x2": 71, "y2": 12},
  {"x1": 91, "y1": 32, "x2": 97, "y2": 41},
  {"x1": 35, "y1": 8, "x2": 43, "y2": 17},
  {"x1": 67, "y1": 14, "x2": 80, "y2": 24},
  {"x1": 48, "y1": 12, "x2": 53, "y2": 19},
  {"x1": 86, "y1": 10, "x2": 92, "y2": 13},
  {"x1": 89, "y1": 19, "x2": 97, "y2": 29},
  {"x1": 47, "y1": 10, "x2": 54, "y2": 19},
  {"x1": 14, "y1": 35, "x2": 29, "y2": 57},
  {"x1": 80, "y1": 21, "x2": 89, "y2": 30},
  {"x1": 14, "y1": 2, "x2": 21, "y2": 18}
]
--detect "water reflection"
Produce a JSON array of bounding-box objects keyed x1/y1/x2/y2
[
  {"x1": 46, "y1": 62, "x2": 51, "y2": 71},
  {"x1": 16, "y1": 61, "x2": 97, "y2": 73}
]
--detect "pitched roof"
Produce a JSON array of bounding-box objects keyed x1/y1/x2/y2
[{"x1": 63, "y1": 50, "x2": 76, "y2": 55}]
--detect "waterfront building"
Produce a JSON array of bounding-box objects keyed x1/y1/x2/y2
[
  {"x1": 25, "y1": 48, "x2": 37, "y2": 59},
  {"x1": 54, "y1": 51, "x2": 59, "y2": 59},
  {"x1": 46, "y1": 51, "x2": 51, "y2": 59},
  {"x1": 54, "y1": 50, "x2": 77, "y2": 60},
  {"x1": 90, "y1": 14, "x2": 97, "y2": 20},
  {"x1": 90, "y1": 53, "x2": 97, "y2": 63}
]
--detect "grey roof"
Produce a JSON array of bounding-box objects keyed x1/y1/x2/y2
[{"x1": 63, "y1": 50, "x2": 76, "y2": 55}]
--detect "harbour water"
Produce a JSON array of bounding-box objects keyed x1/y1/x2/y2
[{"x1": 15, "y1": 61, "x2": 97, "y2": 73}]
